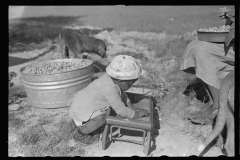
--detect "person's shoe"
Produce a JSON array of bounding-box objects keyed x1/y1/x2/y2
[
  {"x1": 187, "y1": 108, "x2": 218, "y2": 125},
  {"x1": 73, "y1": 129, "x2": 90, "y2": 142},
  {"x1": 68, "y1": 119, "x2": 78, "y2": 133},
  {"x1": 86, "y1": 134, "x2": 100, "y2": 145},
  {"x1": 73, "y1": 129, "x2": 100, "y2": 145},
  {"x1": 187, "y1": 102, "x2": 213, "y2": 119}
]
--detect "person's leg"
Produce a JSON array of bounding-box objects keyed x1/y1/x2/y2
[
  {"x1": 201, "y1": 81, "x2": 213, "y2": 105},
  {"x1": 180, "y1": 40, "x2": 234, "y2": 124},
  {"x1": 201, "y1": 81, "x2": 219, "y2": 114},
  {"x1": 187, "y1": 81, "x2": 220, "y2": 124},
  {"x1": 80, "y1": 113, "x2": 107, "y2": 134},
  {"x1": 72, "y1": 113, "x2": 107, "y2": 144},
  {"x1": 205, "y1": 84, "x2": 220, "y2": 113}
]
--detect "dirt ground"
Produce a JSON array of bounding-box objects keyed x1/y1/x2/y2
[
  {"x1": 8, "y1": 84, "x2": 224, "y2": 157},
  {"x1": 8, "y1": 27, "x2": 225, "y2": 157}
]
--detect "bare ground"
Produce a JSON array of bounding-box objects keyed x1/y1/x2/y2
[{"x1": 8, "y1": 84, "x2": 223, "y2": 157}]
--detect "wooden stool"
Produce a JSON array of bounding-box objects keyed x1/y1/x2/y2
[{"x1": 101, "y1": 92, "x2": 154, "y2": 156}]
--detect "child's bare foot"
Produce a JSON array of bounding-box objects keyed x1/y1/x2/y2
[
  {"x1": 68, "y1": 119, "x2": 96, "y2": 145},
  {"x1": 78, "y1": 134, "x2": 99, "y2": 145},
  {"x1": 73, "y1": 129, "x2": 89, "y2": 142},
  {"x1": 73, "y1": 129, "x2": 100, "y2": 145}
]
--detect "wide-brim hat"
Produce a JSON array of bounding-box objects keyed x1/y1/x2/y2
[{"x1": 106, "y1": 55, "x2": 145, "y2": 80}]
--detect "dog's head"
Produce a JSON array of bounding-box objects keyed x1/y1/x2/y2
[{"x1": 96, "y1": 40, "x2": 107, "y2": 58}]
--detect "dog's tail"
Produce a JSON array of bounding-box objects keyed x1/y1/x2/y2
[{"x1": 198, "y1": 71, "x2": 234, "y2": 154}]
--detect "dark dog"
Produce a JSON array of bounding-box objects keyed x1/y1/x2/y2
[
  {"x1": 198, "y1": 70, "x2": 234, "y2": 156},
  {"x1": 59, "y1": 29, "x2": 107, "y2": 59}
]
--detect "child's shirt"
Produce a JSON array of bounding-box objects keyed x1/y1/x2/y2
[{"x1": 69, "y1": 73, "x2": 135, "y2": 122}]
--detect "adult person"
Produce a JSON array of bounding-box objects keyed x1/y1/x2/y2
[{"x1": 179, "y1": 7, "x2": 235, "y2": 124}]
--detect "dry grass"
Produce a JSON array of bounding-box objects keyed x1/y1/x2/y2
[
  {"x1": 19, "y1": 125, "x2": 47, "y2": 146},
  {"x1": 9, "y1": 113, "x2": 25, "y2": 129},
  {"x1": 10, "y1": 116, "x2": 86, "y2": 157},
  {"x1": 8, "y1": 90, "x2": 86, "y2": 157}
]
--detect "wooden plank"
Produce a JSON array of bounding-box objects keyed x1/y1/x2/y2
[{"x1": 125, "y1": 87, "x2": 153, "y2": 96}]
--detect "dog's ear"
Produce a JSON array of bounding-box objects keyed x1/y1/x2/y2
[{"x1": 97, "y1": 45, "x2": 107, "y2": 58}]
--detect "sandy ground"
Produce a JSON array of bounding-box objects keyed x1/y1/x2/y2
[
  {"x1": 8, "y1": 27, "x2": 224, "y2": 157},
  {"x1": 8, "y1": 84, "x2": 224, "y2": 157}
]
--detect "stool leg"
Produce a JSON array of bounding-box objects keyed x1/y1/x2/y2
[
  {"x1": 102, "y1": 125, "x2": 109, "y2": 150},
  {"x1": 143, "y1": 131, "x2": 151, "y2": 156},
  {"x1": 142, "y1": 130, "x2": 146, "y2": 145},
  {"x1": 110, "y1": 126, "x2": 113, "y2": 142}
]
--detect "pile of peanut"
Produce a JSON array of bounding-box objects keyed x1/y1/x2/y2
[
  {"x1": 198, "y1": 25, "x2": 230, "y2": 32},
  {"x1": 22, "y1": 61, "x2": 88, "y2": 75}
]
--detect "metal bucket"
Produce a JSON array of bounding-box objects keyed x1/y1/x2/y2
[
  {"x1": 197, "y1": 31, "x2": 228, "y2": 43},
  {"x1": 20, "y1": 59, "x2": 93, "y2": 109}
]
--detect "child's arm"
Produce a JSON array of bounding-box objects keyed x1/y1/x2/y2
[
  {"x1": 102, "y1": 86, "x2": 135, "y2": 119},
  {"x1": 126, "y1": 101, "x2": 134, "y2": 109},
  {"x1": 121, "y1": 91, "x2": 134, "y2": 109},
  {"x1": 123, "y1": 92, "x2": 149, "y2": 118}
]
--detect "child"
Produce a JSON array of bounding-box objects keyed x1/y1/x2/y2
[{"x1": 68, "y1": 55, "x2": 148, "y2": 145}]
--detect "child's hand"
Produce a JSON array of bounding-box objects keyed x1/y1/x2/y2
[
  {"x1": 218, "y1": 7, "x2": 234, "y2": 19},
  {"x1": 133, "y1": 108, "x2": 149, "y2": 118},
  {"x1": 126, "y1": 101, "x2": 134, "y2": 109}
]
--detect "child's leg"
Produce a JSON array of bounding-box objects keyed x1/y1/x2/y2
[{"x1": 80, "y1": 113, "x2": 107, "y2": 134}]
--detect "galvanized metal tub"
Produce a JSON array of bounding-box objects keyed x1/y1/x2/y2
[
  {"x1": 197, "y1": 31, "x2": 228, "y2": 43},
  {"x1": 20, "y1": 59, "x2": 93, "y2": 109}
]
